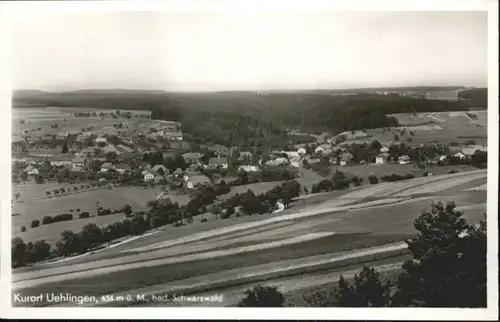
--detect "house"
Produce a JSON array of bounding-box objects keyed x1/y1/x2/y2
[
  {"x1": 23, "y1": 165, "x2": 39, "y2": 175},
  {"x1": 380, "y1": 146, "x2": 390, "y2": 153},
  {"x1": 282, "y1": 151, "x2": 299, "y2": 159},
  {"x1": 114, "y1": 163, "x2": 131, "y2": 174},
  {"x1": 182, "y1": 152, "x2": 203, "y2": 165},
  {"x1": 289, "y1": 156, "x2": 301, "y2": 168},
  {"x1": 238, "y1": 165, "x2": 260, "y2": 172},
  {"x1": 297, "y1": 147, "x2": 307, "y2": 156},
  {"x1": 208, "y1": 157, "x2": 229, "y2": 169},
  {"x1": 308, "y1": 157, "x2": 321, "y2": 164},
  {"x1": 238, "y1": 151, "x2": 253, "y2": 161},
  {"x1": 102, "y1": 144, "x2": 122, "y2": 156},
  {"x1": 398, "y1": 155, "x2": 412, "y2": 165},
  {"x1": 50, "y1": 154, "x2": 73, "y2": 167},
  {"x1": 117, "y1": 144, "x2": 133, "y2": 153},
  {"x1": 340, "y1": 152, "x2": 354, "y2": 166},
  {"x1": 461, "y1": 145, "x2": 487, "y2": 159},
  {"x1": 151, "y1": 164, "x2": 169, "y2": 175},
  {"x1": 375, "y1": 153, "x2": 390, "y2": 165},
  {"x1": 186, "y1": 175, "x2": 211, "y2": 189},
  {"x1": 144, "y1": 172, "x2": 155, "y2": 182},
  {"x1": 265, "y1": 157, "x2": 290, "y2": 167},
  {"x1": 100, "y1": 162, "x2": 114, "y2": 172},
  {"x1": 72, "y1": 156, "x2": 86, "y2": 170},
  {"x1": 329, "y1": 156, "x2": 338, "y2": 165},
  {"x1": 164, "y1": 132, "x2": 183, "y2": 141},
  {"x1": 78, "y1": 147, "x2": 95, "y2": 157},
  {"x1": 95, "y1": 137, "x2": 107, "y2": 146},
  {"x1": 454, "y1": 152, "x2": 466, "y2": 160},
  {"x1": 314, "y1": 146, "x2": 325, "y2": 154}
]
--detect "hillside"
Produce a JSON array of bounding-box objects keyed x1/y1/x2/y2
[{"x1": 13, "y1": 88, "x2": 485, "y2": 148}]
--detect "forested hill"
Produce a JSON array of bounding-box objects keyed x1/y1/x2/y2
[
  {"x1": 457, "y1": 88, "x2": 488, "y2": 107},
  {"x1": 13, "y1": 88, "x2": 484, "y2": 148}
]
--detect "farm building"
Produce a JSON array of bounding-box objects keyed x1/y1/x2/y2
[
  {"x1": 100, "y1": 162, "x2": 113, "y2": 172},
  {"x1": 265, "y1": 157, "x2": 289, "y2": 167},
  {"x1": 151, "y1": 164, "x2": 170, "y2": 175},
  {"x1": 182, "y1": 152, "x2": 203, "y2": 164},
  {"x1": 50, "y1": 154, "x2": 73, "y2": 167},
  {"x1": 208, "y1": 157, "x2": 229, "y2": 169},
  {"x1": 398, "y1": 155, "x2": 412, "y2": 165},
  {"x1": 238, "y1": 165, "x2": 260, "y2": 172},
  {"x1": 238, "y1": 151, "x2": 253, "y2": 160},
  {"x1": 114, "y1": 163, "x2": 131, "y2": 174},
  {"x1": 375, "y1": 153, "x2": 390, "y2": 165},
  {"x1": 143, "y1": 172, "x2": 155, "y2": 182},
  {"x1": 23, "y1": 165, "x2": 39, "y2": 176},
  {"x1": 380, "y1": 146, "x2": 390, "y2": 153},
  {"x1": 186, "y1": 175, "x2": 211, "y2": 189},
  {"x1": 340, "y1": 152, "x2": 354, "y2": 166}
]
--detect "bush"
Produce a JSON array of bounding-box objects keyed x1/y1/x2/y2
[
  {"x1": 78, "y1": 212, "x2": 91, "y2": 219},
  {"x1": 200, "y1": 218, "x2": 208, "y2": 223},
  {"x1": 31, "y1": 219, "x2": 40, "y2": 228},
  {"x1": 52, "y1": 213, "x2": 73, "y2": 223},
  {"x1": 21, "y1": 225, "x2": 26, "y2": 232},
  {"x1": 97, "y1": 208, "x2": 112, "y2": 216},
  {"x1": 449, "y1": 169, "x2": 458, "y2": 174},
  {"x1": 221, "y1": 206, "x2": 235, "y2": 219},
  {"x1": 69, "y1": 209, "x2": 74, "y2": 212},
  {"x1": 238, "y1": 285, "x2": 285, "y2": 307},
  {"x1": 76, "y1": 208, "x2": 80, "y2": 212},
  {"x1": 368, "y1": 174, "x2": 378, "y2": 184},
  {"x1": 42, "y1": 216, "x2": 53, "y2": 225}
]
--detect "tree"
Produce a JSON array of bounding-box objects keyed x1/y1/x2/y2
[
  {"x1": 15, "y1": 192, "x2": 21, "y2": 200},
  {"x1": 31, "y1": 219, "x2": 40, "y2": 228},
  {"x1": 26, "y1": 240, "x2": 51, "y2": 263},
  {"x1": 370, "y1": 140, "x2": 382, "y2": 150},
  {"x1": 123, "y1": 204, "x2": 132, "y2": 215},
  {"x1": 394, "y1": 134, "x2": 400, "y2": 142},
  {"x1": 237, "y1": 285, "x2": 285, "y2": 307},
  {"x1": 45, "y1": 191, "x2": 51, "y2": 197},
  {"x1": 21, "y1": 225, "x2": 26, "y2": 232},
  {"x1": 12, "y1": 237, "x2": 26, "y2": 267},
  {"x1": 337, "y1": 266, "x2": 390, "y2": 307},
  {"x1": 392, "y1": 202, "x2": 486, "y2": 307},
  {"x1": 80, "y1": 223, "x2": 103, "y2": 251},
  {"x1": 240, "y1": 189, "x2": 260, "y2": 215},
  {"x1": 56, "y1": 230, "x2": 80, "y2": 256}
]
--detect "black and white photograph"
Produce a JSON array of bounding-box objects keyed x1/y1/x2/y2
[{"x1": 1, "y1": 0, "x2": 498, "y2": 320}]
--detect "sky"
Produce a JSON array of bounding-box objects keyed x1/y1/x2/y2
[{"x1": 11, "y1": 11, "x2": 488, "y2": 92}]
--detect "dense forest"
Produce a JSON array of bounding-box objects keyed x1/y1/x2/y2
[
  {"x1": 457, "y1": 88, "x2": 488, "y2": 107},
  {"x1": 13, "y1": 88, "x2": 486, "y2": 148}
]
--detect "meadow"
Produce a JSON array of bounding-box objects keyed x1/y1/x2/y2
[{"x1": 11, "y1": 186, "x2": 190, "y2": 241}]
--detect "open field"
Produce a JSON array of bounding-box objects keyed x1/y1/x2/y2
[
  {"x1": 12, "y1": 187, "x2": 190, "y2": 241},
  {"x1": 330, "y1": 163, "x2": 473, "y2": 182},
  {"x1": 13, "y1": 182, "x2": 88, "y2": 201},
  {"x1": 12, "y1": 169, "x2": 487, "y2": 306},
  {"x1": 335, "y1": 110, "x2": 487, "y2": 146}
]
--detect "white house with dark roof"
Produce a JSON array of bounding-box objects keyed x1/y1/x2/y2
[
  {"x1": 186, "y1": 175, "x2": 211, "y2": 189},
  {"x1": 143, "y1": 171, "x2": 155, "y2": 182},
  {"x1": 207, "y1": 157, "x2": 229, "y2": 169},
  {"x1": 375, "y1": 153, "x2": 390, "y2": 164},
  {"x1": 23, "y1": 165, "x2": 39, "y2": 175}
]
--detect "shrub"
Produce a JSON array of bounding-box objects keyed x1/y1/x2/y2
[
  {"x1": 52, "y1": 213, "x2": 73, "y2": 223},
  {"x1": 449, "y1": 169, "x2": 458, "y2": 174},
  {"x1": 70, "y1": 209, "x2": 74, "y2": 212},
  {"x1": 21, "y1": 225, "x2": 26, "y2": 232},
  {"x1": 76, "y1": 208, "x2": 80, "y2": 212},
  {"x1": 31, "y1": 219, "x2": 40, "y2": 228},
  {"x1": 238, "y1": 285, "x2": 285, "y2": 307},
  {"x1": 368, "y1": 174, "x2": 379, "y2": 184},
  {"x1": 78, "y1": 212, "x2": 91, "y2": 219},
  {"x1": 201, "y1": 218, "x2": 208, "y2": 223},
  {"x1": 42, "y1": 216, "x2": 53, "y2": 225}
]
